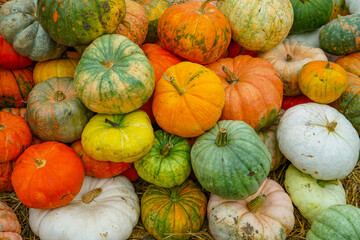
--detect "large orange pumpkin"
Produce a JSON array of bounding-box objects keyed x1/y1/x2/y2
[
  {"x1": 205, "y1": 55, "x2": 283, "y2": 130},
  {"x1": 152, "y1": 61, "x2": 225, "y2": 138}
]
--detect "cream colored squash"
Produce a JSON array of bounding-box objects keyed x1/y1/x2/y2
[
  {"x1": 287, "y1": 27, "x2": 322, "y2": 48},
  {"x1": 345, "y1": 0, "x2": 360, "y2": 14}
]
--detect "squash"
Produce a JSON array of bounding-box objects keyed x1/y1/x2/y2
[
  {"x1": 74, "y1": 34, "x2": 155, "y2": 114},
  {"x1": 217, "y1": 0, "x2": 294, "y2": 51},
  {"x1": 121, "y1": 165, "x2": 139, "y2": 181},
  {"x1": 135, "y1": 130, "x2": 191, "y2": 188},
  {"x1": 115, "y1": 0, "x2": 148, "y2": 46},
  {"x1": 141, "y1": 179, "x2": 207, "y2": 240},
  {"x1": 152, "y1": 61, "x2": 225, "y2": 138},
  {"x1": 0, "y1": 108, "x2": 26, "y2": 119},
  {"x1": 0, "y1": 161, "x2": 13, "y2": 192},
  {"x1": 258, "y1": 39, "x2": 327, "y2": 96},
  {"x1": 0, "y1": 67, "x2": 34, "y2": 108},
  {"x1": 335, "y1": 51, "x2": 360, "y2": 76},
  {"x1": 191, "y1": 120, "x2": 272, "y2": 200},
  {"x1": 277, "y1": 103, "x2": 360, "y2": 180},
  {"x1": 0, "y1": 0, "x2": 66, "y2": 61},
  {"x1": 29, "y1": 175, "x2": 140, "y2": 240},
  {"x1": 328, "y1": 0, "x2": 350, "y2": 22},
  {"x1": 11, "y1": 141, "x2": 85, "y2": 209},
  {"x1": 81, "y1": 110, "x2": 154, "y2": 163},
  {"x1": 26, "y1": 77, "x2": 93, "y2": 143},
  {"x1": 0, "y1": 201, "x2": 22, "y2": 240},
  {"x1": 204, "y1": 55, "x2": 283, "y2": 131},
  {"x1": 287, "y1": 27, "x2": 322, "y2": 48},
  {"x1": 208, "y1": 178, "x2": 294, "y2": 240},
  {"x1": 0, "y1": 34, "x2": 32, "y2": 69},
  {"x1": 37, "y1": 0, "x2": 126, "y2": 46},
  {"x1": 227, "y1": 40, "x2": 258, "y2": 58},
  {"x1": 282, "y1": 95, "x2": 313, "y2": 110},
  {"x1": 319, "y1": 14, "x2": 360, "y2": 55},
  {"x1": 289, "y1": 0, "x2": 333, "y2": 33},
  {"x1": 0, "y1": 112, "x2": 32, "y2": 162},
  {"x1": 285, "y1": 164, "x2": 346, "y2": 224},
  {"x1": 298, "y1": 61, "x2": 348, "y2": 103},
  {"x1": 157, "y1": 0, "x2": 231, "y2": 64},
  {"x1": 306, "y1": 204, "x2": 360, "y2": 240},
  {"x1": 345, "y1": 0, "x2": 360, "y2": 14}
]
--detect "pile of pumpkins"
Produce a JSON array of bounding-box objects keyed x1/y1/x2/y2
[{"x1": 0, "y1": 0, "x2": 360, "y2": 239}]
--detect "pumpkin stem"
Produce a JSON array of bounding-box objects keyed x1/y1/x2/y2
[
  {"x1": 105, "y1": 118, "x2": 119, "y2": 128},
  {"x1": 34, "y1": 159, "x2": 46, "y2": 168},
  {"x1": 199, "y1": 0, "x2": 214, "y2": 12},
  {"x1": 169, "y1": 189, "x2": 179, "y2": 202},
  {"x1": 325, "y1": 62, "x2": 332, "y2": 70},
  {"x1": 326, "y1": 121, "x2": 337, "y2": 132},
  {"x1": 316, "y1": 179, "x2": 339, "y2": 188},
  {"x1": 215, "y1": 128, "x2": 228, "y2": 147},
  {"x1": 82, "y1": 188, "x2": 102, "y2": 204},
  {"x1": 0, "y1": 125, "x2": 5, "y2": 130},
  {"x1": 248, "y1": 194, "x2": 267, "y2": 213},
  {"x1": 286, "y1": 54, "x2": 293, "y2": 61},
  {"x1": 161, "y1": 141, "x2": 173, "y2": 157},
  {"x1": 167, "y1": 75, "x2": 186, "y2": 96},
  {"x1": 101, "y1": 60, "x2": 114, "y2": 70},
  {"x1": 222, "y1": 66, "x2": 239, "y2": 84},
  {"x1": 54, "y1": 91, "x2": 66, "y2": 102}
]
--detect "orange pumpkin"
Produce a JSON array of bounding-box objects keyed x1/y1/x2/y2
[
  {"x1": 298, "y1": 61, "x2": 348, "y2": 104},
  {"x1": 0, "y1": 161, "x2": 13, "y2": 192},
  {"x1": 0, "y1": 34, "x2": 32, "y2": 69},
  {"x1": 335, "y1": 51, "x2": 360, "y2": 77},
  {"x1": 152, "y1": 61, "x2": 225, "y2": 138},
  {"x1": 205, "y1": 55, "x2": 283, "y2": 130},
  {"x1": 0, "y1": 201, "x2": 22, "y2": 239}
]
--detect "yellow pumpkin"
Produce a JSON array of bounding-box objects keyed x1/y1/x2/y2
[
  {"x1": 298, "y1": 61, "x2": 348, "y2": 104},
  {"x1": 81, "y1": 110, "x2": 154, "y2": 163}
]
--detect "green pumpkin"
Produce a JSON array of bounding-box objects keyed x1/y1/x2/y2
[
  {"x1": 37, "y1": 0, "x2": 126, "y2": 46},
  {"x1": 306, "y1": 204, "x2": 360, "y2": 239},
  {"x1": 320, "y1": 14, "x2": 360, "y2": 55},
  {"x1": 191, "y1": 120, "x2": 272, "y2": 200},
  {"x1": 135, "y1": 130, "x2": 191, "y2": 188},
  {"x1": 290, "y1": 0, "x2": 333, "y2": 33},
  {"x1": 74, "y1": 34, "x2": 155, "y2": 114},
  {"x1": 26, "y1": 77, "x2": 93, "y2": 143},
  {"x1": 0, "y1": 0, "x2": 66, "y2": 61}
]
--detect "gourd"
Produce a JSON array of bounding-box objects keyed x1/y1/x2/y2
[
  {"x1": 0, "y1": 34, "x2": 32, "y2": 69},
  {"x1": 0, "y1": 201, "x2": 22, "y2": 240},
  {"x1": 345, "y1": 0, "x2": 360, "y2": 14}
]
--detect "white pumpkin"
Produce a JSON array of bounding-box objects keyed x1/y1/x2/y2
[
  {"x1": 284, "y1": 164, "x2": 346, "y2": 223},
  {"x1": 29, "y1": 176, "x2": 140, "y2": 240},
  {"x1": 277, "y1": 103, "x2": 360, "y2": 180},
  {"x1": 287, "y1": 27, "x2": 322, "y2": 48},
  {"x1": 345, "y1": 0, "x2": 360, "y2": 14}
]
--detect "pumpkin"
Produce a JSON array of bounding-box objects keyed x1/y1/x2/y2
[
  {"x1": 298, "y1": 61, "x2": 348, "y2": 104},
  {"x1": 0, "y1": 112, "x2": 32, "y2": 162},
  {"x1": 282, "y1": 95, "x2": 313, "y2": 110},
  {"x1": 135, "y1": 130, "x2": 191, "y2": 188},
  {"x1": 74, "y1": 34, "x2": 155, "y2": 114},
  {"x1": 157, "y1": 0, "x2": 231, "y2": 64},
  {"x1": 217, "y1": 0, "x2": 294, "y2": 51},
  {"x1": 258, "y1": 39, "x2": 328, "y2": 96},
  {"x1": 284, "y1": 164, "x2": 346, "y2": 223},
  {"x1": 71, "y1": 140, "x2": 132, "y2": 178},
  {"x1": 227, "y1": 40, "x2": 258, "y2": 58},
  {"x1": 306, "y1": 204, "x2": 360, "y2": 240},
  {"x1": 289, "y1": 0, "x2": 333, "y2": 33},
  {"x1": 277, "y1": 103, "x2": 360, "y2": 180},
  {"x1": 0, "y1": 34, "x2": 32, "y2": 69},
  {"x1": 141, "y1": 179, "x2": 207, "y2": 240},
  {"x1": 204, "y1": 55, "x2": 283, "y2": 131},
  {"x1": 0, "y1": 67, "x2": 34, "y2": 108},
  {"x1": 335, "y1": 51, "x2": 360, "y2": 76},
  {"x1": 191, "y1": 120, "x2": 272, "y2": 200},
  {"x1": 26, "y1": 77, "x2": 93, "y2": 143},
  {"x1": 257, "y1": 110, "x2": 287, "y2": 172},
  {"x1": 208, "y1": 178, "x2": 294, "y2": 240},
  {"x1": 152, "y1": 61, "x2": 225, "y2": 138},
  {"x1": 0, "y1": 0, "x2": 66, "y2": 61},
  {"x1": 121, "y1": 165, "x2": 139, "y2": 181},
  {"x1": 134, "y1": 0, "x2": 172, "y2": 43},
  {"x1": 11, "y1": 141, "x2": 85, "y2": 209},
  {"x1": 0, "y1": 201, "x2": 21, "y2": 240},
  {"x1": 319, "y1": 14, "x2": 360, "y2": 55},
  {"x1": 0, "y1": 161, "x2": 13, "y2": 192},
  {"x1": 287, "y1": 27, "x2": 322, "y2": 48},
  {"x1": 115, "y1": 0, "x2": 148, "y2": 46},
  {"x1": 346, "y1": 0, "x2": 360, "y2": 14},
  {"x1": 0, "y1": 108, "x2": 26, "y2": 119},
  {"x1": 37, "y1": 0, "x2": 126, "y2": 46},
  {"x1": 328, "y1": 0, "x2": 350, "y2": 22},
  {"x1": 81, "y1": 110, "x2": 154, "y2": 163},
  {"x1": 29, "y1": 175, "x2": 140, "y2": 240}
]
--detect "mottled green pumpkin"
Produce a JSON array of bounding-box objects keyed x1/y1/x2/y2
[
  {"x1": 290, "y1": 0, "x2": 333, "y2": 33},
  {"x1": 74, "y1": 34, "x2": 155, "y2": 114},
  {"x1": 191, "y1": 120, "x2": 272, "y2": 200},
  {"x1": 306, "y1": 204, "x2": 360, "y2": 240},
  {"x1": 26, "y1": 77, "x2": 93, "y2": 143},
  {"x1": 320, "y1": 14, "x2": 360, "y2": 55},
  {"x1": 37, "y1": 0, "x2": 126, "y2": 46},
  {"x1": 135, "y1": 130, "x2": 191, "y2": 188},
  {"x1": 0, "y1": 0, "x2": 66, "y2": 61}
]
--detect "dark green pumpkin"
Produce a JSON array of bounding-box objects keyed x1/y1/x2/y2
[
  {"x1": 290, "y1": 0, "x2": 333, "y2": 33},
  {"x1": 134, "y1": 130, "x2": 191, "y2": 188},
  {"x1": 0, "y1": 0, "x2": 66, "y2": 61},
  {"x1": 74, "y1": 34, "x2": 155, "y2": 114},
  {"x1": 191, "y1": 120, "x2": 272, "y2": 200},
  {"x1": 37, "y1": 0, "x2": 126, "y2": 46},
  {"x1": 306, "y1": 204, "x2": 360, "y2": 240},
  {"x1": 320, "y1": 14, "x2": 360, "y2": 55},
  {"x1": 26, "y1": 77, "x2": 93, "y2": 143}
]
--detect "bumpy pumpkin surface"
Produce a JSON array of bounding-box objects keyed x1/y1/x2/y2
[
  {"x1": 0, "y1": 34, "x2": 32, "y2": 69},
  {"x1": 0, "y1": 201, "x2": 22, "y2": 240}
]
